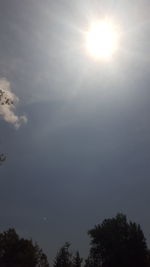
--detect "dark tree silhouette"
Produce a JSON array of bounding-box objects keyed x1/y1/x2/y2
[
  {"x1": 53, "y1": 242, "x2": 72, "y2": 267},
  {"x1": 72, "y1": 251, "x2": 82, "y2": 267},
  {"x1": 147, "y1": 250, "x2": 150, "y2": 267},
  {"x1": 0, "y1": 228, "x2": 49, "y2": 267},
  {"x1": 84, "y1": 255, "x2": 95, "y2": 267},
  {"x1": 86, "y1": 213, "x2": 148, "y2": 267}
]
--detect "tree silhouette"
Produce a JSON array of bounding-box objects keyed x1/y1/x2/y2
[
  {"x1": 53, "y1": 242, "x2": 72, "y2": 267},
  {"x1": 86, "y1": 213, "x2": 148, "y2": 267},
  {"x1": 72, "y1": 251, "x2": 82, "y2": 267},
  {"x1": 84, "y1": 255, "x2": 96, "y2": 267},
  {"x1": 0, "y1": 228, "x2": 49, "y2": 267}
]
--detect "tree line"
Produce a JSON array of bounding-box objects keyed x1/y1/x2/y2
[{"x1": 0, "y1": 213, "x2": 150, "y2": 267}]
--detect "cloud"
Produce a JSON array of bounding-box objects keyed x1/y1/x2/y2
[{"x1": 0, "y1": 78, "x2": 27, "y2": 128}]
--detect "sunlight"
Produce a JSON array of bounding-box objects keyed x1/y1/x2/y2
[{"x1": 86, "y1": 20, "x2": 119, "y2": 60}]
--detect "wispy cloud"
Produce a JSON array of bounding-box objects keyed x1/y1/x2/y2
[{"x1": 0, "y1": 78, "x2": 27, "y2": 128}]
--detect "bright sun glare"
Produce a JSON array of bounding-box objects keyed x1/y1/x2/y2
[{"x1": 86, "y1": 20, "x2": 119, "y2": 59}]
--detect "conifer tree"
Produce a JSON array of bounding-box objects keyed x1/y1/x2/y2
[
  {"x1": 53, "y1": 242, "x2": 72, "y2": 267},
  {"x1": 73, "y1": 251, "x2": 82, "y2": 267}
]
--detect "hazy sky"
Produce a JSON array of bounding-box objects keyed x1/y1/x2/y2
[{"x1": 0, "y1": 0, "x2": 150, "y2": 263}]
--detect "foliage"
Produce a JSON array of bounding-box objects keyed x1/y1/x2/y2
[
  {"x1": 0, "y1": 228, "x2": 49, "y2": 267},
  {"x1": 53, "y1": 242, "x2": 73, "y2": 267},
  {"x1": 0, "y1": 215, "x2": 150, "y2": 267},
  {"x1": 84, "y1": 255, "x2": 97, "y2": 267},
  {"x1": 86, "y1": 213, "x2": 148, "y2": 267},
  {"x1": 72, "y1": 251, "x2": 82, "y2": 267}
]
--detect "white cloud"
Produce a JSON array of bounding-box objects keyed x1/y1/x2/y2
[{"x1": 0, "y1": 78, "x2": 27, "y2": 128}]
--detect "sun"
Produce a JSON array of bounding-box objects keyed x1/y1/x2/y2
[{"x1": 86, "y1": 20, "x2": 119, "y2": 59}]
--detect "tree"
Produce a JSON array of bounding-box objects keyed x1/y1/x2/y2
[
  {"x1": 0, "y1": 228, "x2": 49, "y2": 267},
  {"x1": 84, "y1": 255, "x2": 96, "y2": 267},
  {"x1": 72, "y1": 251, "x2": 82, "y2": 267},
  {"x1": 86, "y1": 213, "x2": 149, "y2": 267},
  {"x1": 53, "y1": 242, "x2": 72, "y2": 267},
  {"x1": 147, "y1": 250, "x2": 150, "y2": 267}
]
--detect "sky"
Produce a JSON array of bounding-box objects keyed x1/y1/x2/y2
[{"x1": 0, "y1": 0, "x2": 150, "y2": 263}]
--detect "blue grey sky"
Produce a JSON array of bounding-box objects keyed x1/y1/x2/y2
[{"x1": 0, "y1": 0, "x2": 150, "y2": 263}]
